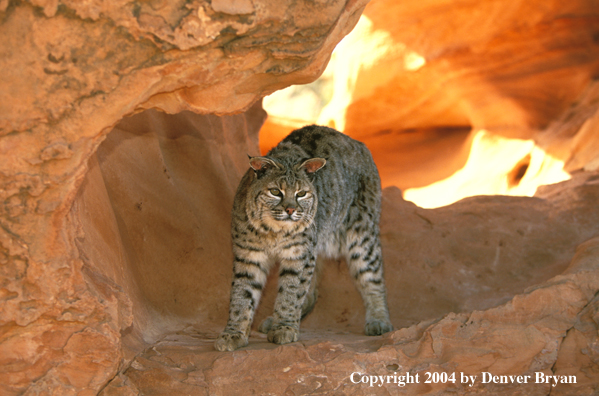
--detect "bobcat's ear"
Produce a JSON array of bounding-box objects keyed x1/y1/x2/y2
[
  {"x1": 249, "y1": 156, "x2": 279, "y2": 172},
  {"x1": 299, "y1": 158, "x2": 326, "y2": 174}
]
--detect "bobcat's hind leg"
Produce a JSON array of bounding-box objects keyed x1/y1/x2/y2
[
  {"x1": 345, "y1": 205, "x2": 393, "y2": 336},
  {"x1": 301, "y1": 256, "x2": 324, "y2": 319},
  {"x1": 258, "y1": 316, "x2": 273, "y2": 334}
]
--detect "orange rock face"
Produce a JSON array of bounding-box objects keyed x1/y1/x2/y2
[
  {"x1": 262, "y1": 0, "x2": 599, "y2": 206},
  {"x1": 0, "y1": 0, "x2": 367, "y2": 394},
  {"x1": 2, "y1": 0, "x2": 599, "y2": 395},
  {"x1": 98, "y1": 171, "x2": 599, "y2": 395},
  {"x1": 340, "y1": 0, "x2": 599, "y2": 137}
]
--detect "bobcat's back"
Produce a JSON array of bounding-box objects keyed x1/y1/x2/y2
[{"x1": 270, "y1": 125, "x2": 382, "y2": 256}]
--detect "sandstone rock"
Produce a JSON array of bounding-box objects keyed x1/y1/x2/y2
[
  {"x1": 99, "y1": 171, "x2": 599, "y2": 395},
  {"x1": 0, "y1": 0, "x2": 368, "y2": 393},
  {"x1": 334, "y1": 0, "x2": 599, "y2": 138},
  {"x1": 262, "y1": 0, "x2": 599, "y2": 205},
  {"x1": 72, "y1": 106, "x2": 266, "y2": 340},
  {"x1": 3, "y1": 0, "x2": 599, "y2": 395}
]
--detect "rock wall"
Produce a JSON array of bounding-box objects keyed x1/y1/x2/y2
[
  {"x1": 0, "y1": 0, "x2": 367, "y2": 394},
  {"x1": 335, "y1": 0, "x2": 599, "y2": 138},
  {"x1": 2, "y1": 0, "x2": 599, "y2": 395},
  {"x1": 71, "y1": 105, "x2": 265, "y2": 349},
  {"x1": 99, "y1": 170, "x2": 599, "y2": 395},
  {"x1": 261, "y1": 0, "x2": 599, "y2": 206}
]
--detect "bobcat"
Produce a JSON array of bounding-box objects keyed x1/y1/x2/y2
[{"x1": 215, "y1": 125, "x2": 392, "y2": 351}]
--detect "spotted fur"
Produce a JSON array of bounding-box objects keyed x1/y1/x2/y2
[{"x1": 215, "y1": 125, "x2": 393, "y2": 351}]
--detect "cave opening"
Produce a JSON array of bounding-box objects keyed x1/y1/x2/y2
[
  {"x1": 70, "y1": 105, "x2": 591, "y2": 356},
  {"x1": 66, "y1": 66, "x2": 599, "y2": 395}
]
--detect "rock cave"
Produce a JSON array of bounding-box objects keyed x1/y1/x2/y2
[{"x1": 1, "y1": 0, "x2": 599, "y2": 395}]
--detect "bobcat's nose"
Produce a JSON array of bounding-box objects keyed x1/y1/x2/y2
[{"x1": 285, "y1": 207, "x2": 295, "y2": 216}]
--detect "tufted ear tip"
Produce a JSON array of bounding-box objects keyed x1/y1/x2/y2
[{"x1": 299, "y1": 158, "x2": 326, "y2": 174}]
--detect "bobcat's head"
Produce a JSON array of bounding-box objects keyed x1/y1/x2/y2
[{"x1": 245, "y1": 156, "x2": 326, "y2": 234}]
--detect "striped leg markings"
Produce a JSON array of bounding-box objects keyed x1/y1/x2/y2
[
  {"x1": 215, "y1": 243, "x2": 269, "y2": 351},
  {"x1": 345, "y1": 212, "x2": 393, "y2": 336},
  {"x1": 268, "y1": 238, "x2": 315, "y2": 344}
]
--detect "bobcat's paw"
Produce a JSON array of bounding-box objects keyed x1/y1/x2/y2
[
  {"x1": 365, "y1": 319, "x2": 393, "y2": 336},
  {"x1": 258, "y1": 316, "x2": 273, "y2": 334},
  {"x1": 214, "y1": 331, "x2": 248, "y2": 351},
  {"x1": 267, "y1": 325, "x2": 299, "y2": 345}
]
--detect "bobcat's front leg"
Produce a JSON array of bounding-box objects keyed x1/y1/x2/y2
[
  {"x1": 268, "y1": 240, "x2": 315, "y2": 345},
  {"x1": 215, "y1": 246, "x2": 269, "y2": 352}
]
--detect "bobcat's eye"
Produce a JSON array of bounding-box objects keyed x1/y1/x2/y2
[
  {"x1": 269, "y1": 188, "x2": 282, "y2": 197},
  {"x1": 296, "y1": 191, "x2": 307, "y2": 198}
]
